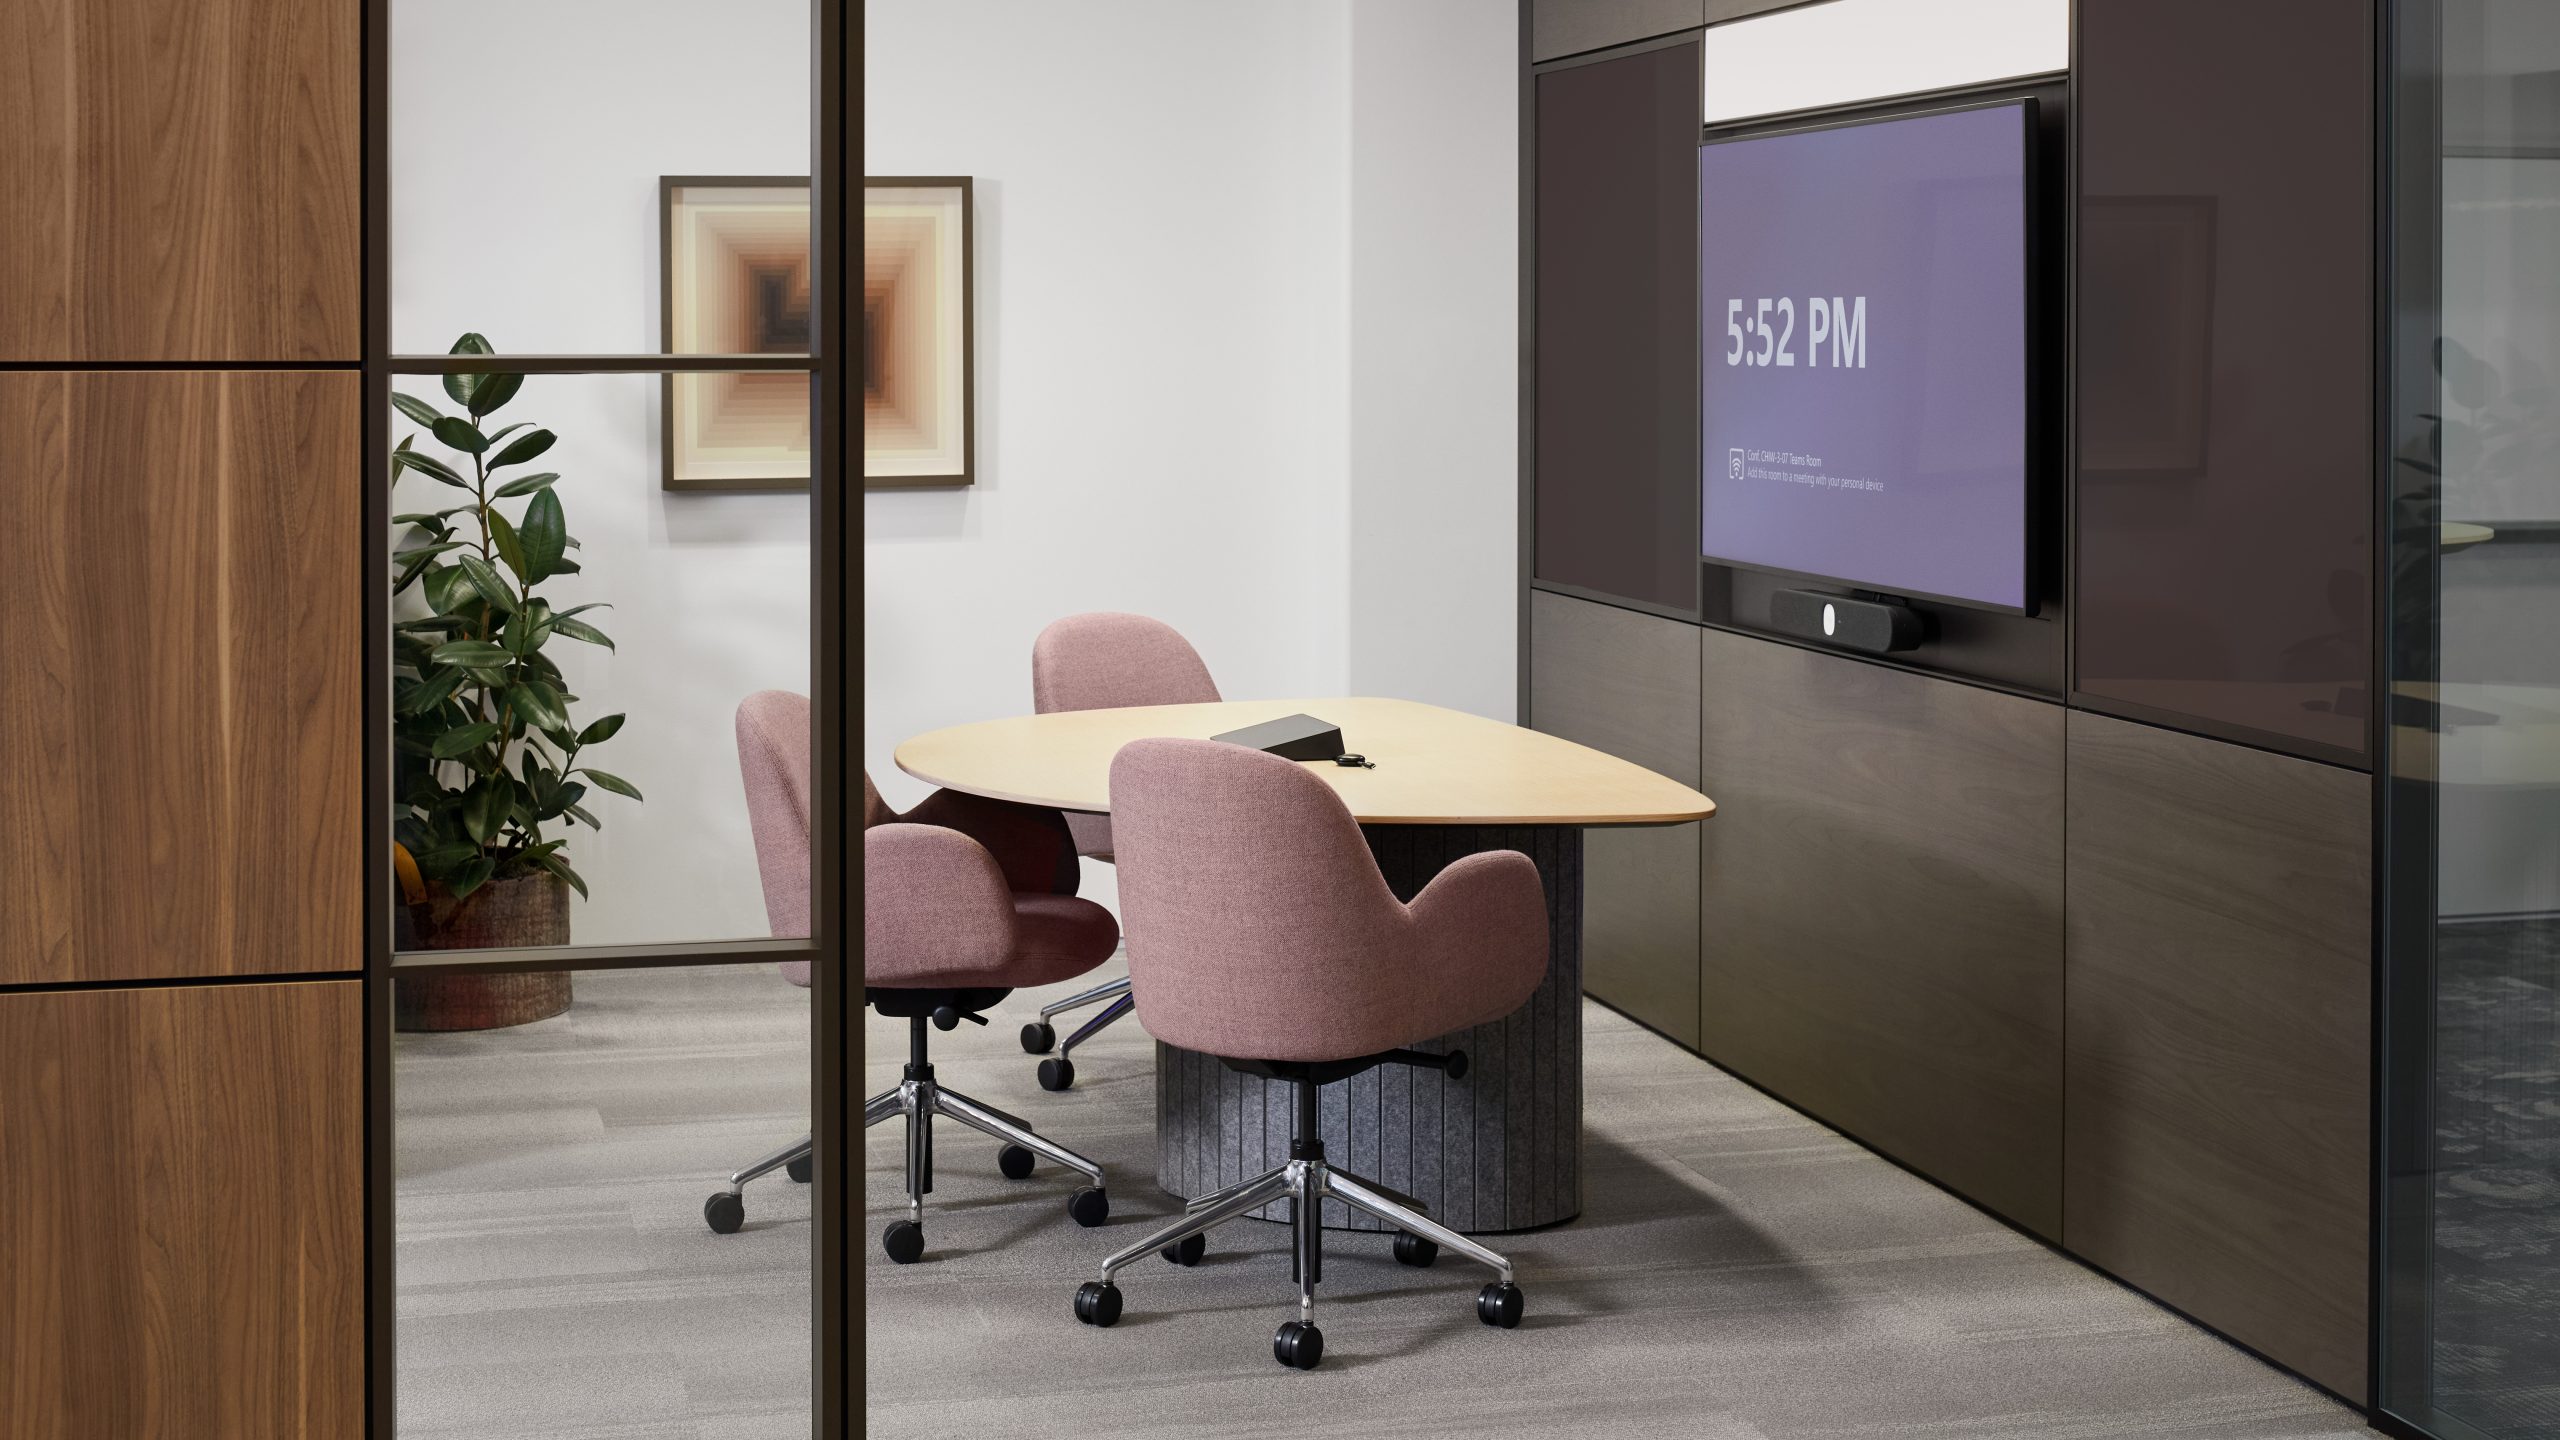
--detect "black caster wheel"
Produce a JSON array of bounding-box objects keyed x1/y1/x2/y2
[
  {"x1": 702, "y1": 1192, "x2": 745, "y2": 1235},
  {"x1": 1073, "y1": 1280, "x2": 1122, "y2": 1327},
  {"x1": 1037, "y1": 1056, "x2": 1076, "y2": 1091},
  {"x1": 1067, "y1": 1186, "x2": 1110, "y2": 1228},
  {"x1": 882, "y1": 1220, "x2": 925, "y2": 1264},
  {"x1": 1476, "y1": 1280, "x2": 1525, "y2": 1329},
  {"x1": 1392, "y1": 1232, "x2": 1438, "y2": 1268},
  {"x1": 785, "y1": 1154, "x2": 812, "y2": 1184},
  {"x1": 1160, "y1": 1234, "x2": 1206, "y2": 1267},
  {"x1": 1021, "y1": 1021, "x2": 1056, "y2": 1054},
  {"x1": 997, "y1": 1143, "x2": 1036, "y2": 1180},
  {"x1": 1273, "y1": 1319, "x2": 1325, "y2": 1370}
]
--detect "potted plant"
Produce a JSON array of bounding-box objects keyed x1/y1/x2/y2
[{"x1": 389, "y1": 334, "x2": 642, "y2": 1029}]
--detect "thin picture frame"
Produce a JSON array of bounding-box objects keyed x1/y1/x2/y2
[
  {"x1": 863, "y1": 175, "x2": 975, "y2": 490},
  {"x1": 660, "y1": 174, "x2": 816, "y2": 492}
]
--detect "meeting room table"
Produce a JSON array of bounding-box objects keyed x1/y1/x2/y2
[{"x1": 895, "y1": 696, "x2": 1716, "y2": 1234}]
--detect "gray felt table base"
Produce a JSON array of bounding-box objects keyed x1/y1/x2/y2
[{"x1": 1153, "y1": 824, "x2": 1584, "y2": 1234}]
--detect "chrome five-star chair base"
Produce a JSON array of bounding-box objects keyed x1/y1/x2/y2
[
  {"x1": 1070, "y1": 1056, "x2": 1526, "y2": 1369},
  {"x1": 866, "y1": 1008, "x2": 1109, "y2": 1262}
]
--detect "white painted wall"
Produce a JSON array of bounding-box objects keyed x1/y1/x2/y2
[
  {"x1": 1346, "y1": 0, "x2": 1521, "y2": 723},
  {"x1": 392, "y1": 0, "x2": 813, "y2": 946},
  {"x1": 394, "y1": 0, "x2": 1523, "y2": 936}
]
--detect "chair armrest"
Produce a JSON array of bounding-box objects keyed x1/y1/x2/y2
[
  {"x1": 1406, "y1": 850, "x2": 1550, "y2": 1032},
  {"x1": 863, "y1": 823, "x2": 1016, "y2": 984},
  {"x1": 899, "y1": 789, "x2": 1082, "y2": 895}
]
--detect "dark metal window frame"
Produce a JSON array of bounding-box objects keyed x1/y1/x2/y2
[{"x1": 360, "y1": 2, "x2": 855, "y2": 1435}]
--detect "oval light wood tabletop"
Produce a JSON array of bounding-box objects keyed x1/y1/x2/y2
[{"x1": 895, "y1": 696, "x2": 1716, "y2": 826}]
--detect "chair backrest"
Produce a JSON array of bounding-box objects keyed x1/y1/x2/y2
[
  {"x1": 1033, "y1": 613, "x2": 1220, "y2": 858},
  {"x1": 1108, "y1": 738, "x2": 1420, "y2": 1059},
  {"x1": 1032, "y1": 612, "x2": 1222, "y2": 714},
  {"x1": 735, "y1": 690, "x2": 814, "y2": 982}
]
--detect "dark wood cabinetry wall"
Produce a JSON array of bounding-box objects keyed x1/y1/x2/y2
[
  {"x1": 0, "y1": 0, "x2": 365, "y2": 1432},
  {"x1": 1522, "y1": 0, "x2": 2383, "y2": 1409}
]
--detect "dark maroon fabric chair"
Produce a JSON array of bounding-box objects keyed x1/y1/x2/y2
[
  {"x1": 1016, "y1": 612, "x2": 1221, "y2": 1091},
  {"x1": 1069, "y1": 738, "x2": 1547, "y2": 1369}
]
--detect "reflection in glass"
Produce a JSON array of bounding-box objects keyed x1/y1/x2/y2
[
  {"x1": 390, "y1": 370, "x2": 812, "y2": 958},
  {"x1": 395, "y1": 964, "x2": 812, "y2": 1436},
  {"x1": 2073, "y1": 0, "x2": 2373, "y2": 758},
  {"x1": 2385, "y1": 5, "x2": 2560, "y2": 1437}
]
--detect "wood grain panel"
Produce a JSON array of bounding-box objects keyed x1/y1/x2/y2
[
  {"x1": 1698, "y1": 628, "x2": 2067, "y2": 1237},
  {"x1": 0, "y1": 979, "x2": 362, "y2": 1438},
  {"x1": 1529, "y1": 588, "x2": 1700, "y2": 786},
  {"x1": 2063, "y1": 710, "x2": 2370, "y2": 1399},
  {"x1": 0, "y1": 372, "x2": 361, "y2": 984},
  {"x1": 0, "y1": 0, "x2": 360, "y2": 361},
  {"x1": 1586, "y1": 822, "x2": 1701, "y2": 1048},
  {"x1": 1530, "y1": 590, "x2": 1702, "y2": 1042}
]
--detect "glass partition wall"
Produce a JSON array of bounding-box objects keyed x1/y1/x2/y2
[
  {"x1": 367, "y1": 2, "x2": 847, "y2": 1436},
  {"x1": 2383, "y1": 3, "x2": 2560, "y2": 1436}
]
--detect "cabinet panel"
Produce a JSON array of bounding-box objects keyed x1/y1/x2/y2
[
  {"x1": 1698, "y1": 628, "x2": 2066, "y2": 1237},
  {"x1": 2072, "y1": 0, "x2": 2374, "y2": 763},
  {"x1": 0, "y1": 372, "x2": 362, "y2": 984},
  {"x1": 0, "y1": 0, "x2": 360, "y2": 361},
  {"x1": 1587, "y1": 822, "x2": 1701, "y2": 1048},
  {"x1": 1529, "y1": 590, "x2": 1701, "y2": 786},
  {"x1": 0, "y1": 980, "x2": 362, "y2": 1437},
  {"x1": 1532, "y1": 40, "x2": 1701, "y2": 614},
  {"x1": 1530, "y1": 591, "x2": 1703, "y2": 1044},
  {"x1": 2064, "y1": 710, "x2": 2370, "y2": 1399},
  {"x1": 1532, "y1": 0, "x2": 1703, "y2": 62}
]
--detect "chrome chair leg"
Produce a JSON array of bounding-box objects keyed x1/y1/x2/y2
[
  {"x1": 1038, "y1": 975, "x2": 1130, "y2": 1022},
  {"x1": 1328, "y1": 1169, "x2": 1512, "y2": 1283},
  {"x1": 724, "y1": 1133, "x2": 814, "y2": 1198},
  {"x1": 934, "y1": 1084, "x2": 1105, "y2": 1189},
  {"x1": 1059, "y1": 993, "x2": 1135, "y2": 1056}
]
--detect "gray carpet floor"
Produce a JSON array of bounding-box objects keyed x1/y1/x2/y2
[
  {"x1": 396, "y1": 965, "x2": 816, "y2": 1439},
  {"x1": 392, "y1": 959, "x2": 2374, "y2": 1438},
  {"x1": 865, "y1": 959, "x2": 2372, "y2": 1439}
]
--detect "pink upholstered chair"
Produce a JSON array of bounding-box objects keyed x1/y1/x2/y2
[
  {"x1": 1069, "y1": 738, "x2": 1547, "y2": 1369},
  {"x1": 718, "y1": 690, "x2": 1119, "y2": 1262},
  {"x1": 1016, "y1": 613, "x2": 1221, "y2": 1091}
]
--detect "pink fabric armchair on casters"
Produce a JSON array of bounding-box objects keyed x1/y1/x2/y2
[
  {"x1": 1069, "y1": 738, "x2": 1548, "y2": 1370},
  {"x1": 1015, "y1": 612, "x2": 1221, "y2": 1091},
  {"x1": 723, "y1": 690, "x2": 1119, "y2": 1263}
]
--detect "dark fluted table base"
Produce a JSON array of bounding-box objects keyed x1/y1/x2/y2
[{"x1": 1154, "y1": 824, "x2": 1583, "y2": 1234}]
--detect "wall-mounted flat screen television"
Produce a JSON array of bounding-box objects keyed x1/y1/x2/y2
[{"x1": 1698, "y1": 99, "x2": 2034, "y2": 614}]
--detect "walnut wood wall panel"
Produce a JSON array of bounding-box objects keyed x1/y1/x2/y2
[
  {"x1": 0, "y1": 980, "x2": 362, "y2": 1438},
  {"x1": 2063, "y1": 710, "x2": 2371, "y2": 1400},
  {"x1": 0, "y1": 371, "x2": 362, "y2": 984},
  {"x1": 1697, "y1": 627, "x2": 2067, "y2": 1238},
  {"x1": 0, "y1": 0, "x2": 360, "y2": 362},
  {"x1": 1528, "y1": 590, "x2": 1702, "y2": 1045}
]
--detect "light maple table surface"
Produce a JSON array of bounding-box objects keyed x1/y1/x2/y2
[{"x1": 895, "y1": 696, "x2": 1715, "y2": 827}]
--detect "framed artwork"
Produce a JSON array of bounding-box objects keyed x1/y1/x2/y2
[
  {"x1": 660, "y1": 176, "x2": 814, "y2": 491},
  {"x1": 863, "y1": 176, "x2": 975, "y2": 488}
]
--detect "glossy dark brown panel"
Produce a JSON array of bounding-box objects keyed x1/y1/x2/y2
[
  {"x1": 1696, "y1": 627, "x2": 2067, "y2": 1238},
  {"x1": 2073, "y1": 0, "x2": 2375, "y2": 764},
  {"x1": 1532, "y1": 41, "x2": 1701, "y2": 616}
]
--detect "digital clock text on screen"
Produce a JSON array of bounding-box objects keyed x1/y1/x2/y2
[{"x1": 1722, "y1": 296, "x2": 1868, "y2": 368}]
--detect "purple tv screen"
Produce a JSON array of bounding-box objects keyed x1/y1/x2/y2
[{"x1": 1699, "y1": 101, "x2": 2032, "y2": 612}]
